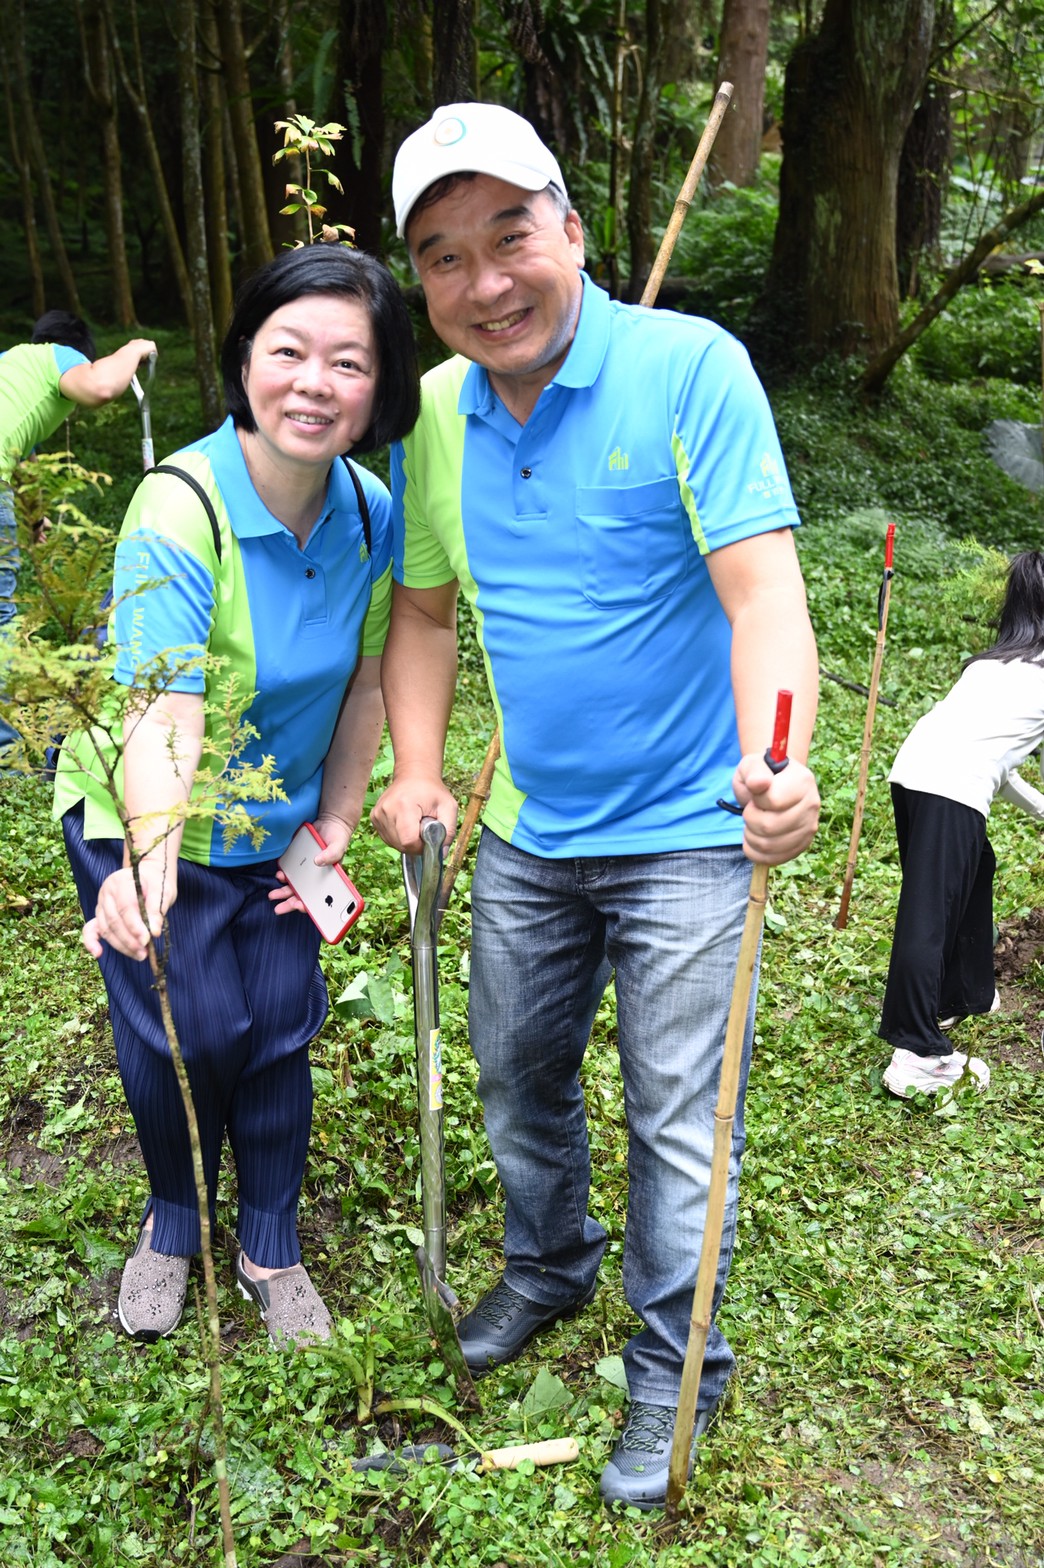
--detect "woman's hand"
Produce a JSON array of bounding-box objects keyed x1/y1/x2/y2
[
  {"x1": 83, "y1": 860, "x2": 176, "y2": 961},
  {"x1": 269, "y1": 815, "x2": 353, "y2": 917}
]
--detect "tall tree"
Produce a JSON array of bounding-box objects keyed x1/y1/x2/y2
[
  {"x1": 627, "y1": 0, "x2": 699, "y2": 296},
  {"x1": 712, "y1": 0, "x2": 770, "y2": 188},
  {"x1": 200, "y1": 1, "x2": 233, "y2": 336},
  {"x1": 339, "y1": 0, "x2": 389, "y2": 255},
  {"x1": 106, "y1": 0, "x2": 195, "y2": 332},
  {"x1": 214, "y1": 0, "x2": 273, "y2": 274},
  {"x1": 7, "y1": 0, "x2": 83, "y2": 315},
  {"x1": 174, "y1": 0, "x2": 222, "y2": 430},
  {"x1": 752, "y1": 0, "x2": 937, "y2": 366},
  {"x1": 432, "y1": 0, "x2": 476, "y2": 104},
  {"x1": 0, "y1": 37, "x2": 46, "y2": 317},
  {"x1": 270, "y1": 0, "x2": 307, "y2": 248},
  {"x1": 896, "y1": 0, "x2": 953, "y2": 297},
  {"x1": 78, "y1": 0, "x2": 136, "y2": 326}
]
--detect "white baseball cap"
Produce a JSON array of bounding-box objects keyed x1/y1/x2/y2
[{"x1": 393, "y1": 102, "x2": 566, "y2": 238}]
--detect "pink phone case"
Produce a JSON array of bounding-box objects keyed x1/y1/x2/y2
[{"x1": 277, "y1": 823, "x2": 364, "y2": 944}]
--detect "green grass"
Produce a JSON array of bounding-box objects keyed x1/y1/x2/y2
[{"x1": 3, "y1": 290, "x2": 1044, "y2": 1566}]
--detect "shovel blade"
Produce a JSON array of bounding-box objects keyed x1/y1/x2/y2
[{"x1": 415, "y1": 1246, "x2": 482, "y2": 1411}]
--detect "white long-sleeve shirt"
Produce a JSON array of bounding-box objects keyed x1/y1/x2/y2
[{"x1": 889, "y1": 656, "x2": 1044, "y2": 820}]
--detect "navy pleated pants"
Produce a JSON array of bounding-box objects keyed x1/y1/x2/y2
[{"x1": 63, "y1": 801, "x2": 327, "y2": 1267}]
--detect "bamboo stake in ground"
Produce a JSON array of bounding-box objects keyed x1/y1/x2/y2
[
  {"x1": 834, "y1": 522, "x2": 896, "y2": 929},
  {"x1": 664, "y1": 689, "x2": 792, "y2": 1522},
  {"x1": 445, "y1": 86, "x2": 733, "y2": 900}
]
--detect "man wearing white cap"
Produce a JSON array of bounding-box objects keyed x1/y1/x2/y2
[{"x1": 372, "y1": 101, "x2": 820, "y2": 1509}]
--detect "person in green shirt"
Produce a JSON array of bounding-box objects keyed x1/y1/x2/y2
[{"x1": 0, "y1": 310, "x2": 156, "y2": 750}]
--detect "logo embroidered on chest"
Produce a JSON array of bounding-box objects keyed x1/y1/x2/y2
[{"x1": 608, "y1": 447, "x2": 630, "y2": 471}]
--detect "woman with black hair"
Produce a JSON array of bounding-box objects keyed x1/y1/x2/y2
[
  {"x1": 53, "y1": 245, "x2": 419, "y2": 1343},
  {"x1": 879, "y1": 551, "x2": 1044, "y2": 1097}
]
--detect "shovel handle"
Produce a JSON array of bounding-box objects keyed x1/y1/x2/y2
[{"x1": 479, "y1": 1437, "x2": 579, "y2": 1470}]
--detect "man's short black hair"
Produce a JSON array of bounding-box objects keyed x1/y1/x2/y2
[
  {"x1": 31, "y1": 310, "x2": 96, "y2": 362},
  {"x1": 405, "y1": 174, "x2": 571, "y2": 245},
  {"x1": 220, "y1": 245, "x2": 420, "y2": 454}
]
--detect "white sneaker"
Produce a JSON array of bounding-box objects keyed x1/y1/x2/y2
[
  {"x1": 883, "y1": 1048, "x2": 991, "y2": 1098},
  {"x1": 939, "y1": 989, "x2": 1000, "y2": 1031}
]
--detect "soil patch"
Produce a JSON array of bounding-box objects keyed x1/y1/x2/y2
[{"x1": 990, "y1": 907, "x2": 1044, "y2": 1072}]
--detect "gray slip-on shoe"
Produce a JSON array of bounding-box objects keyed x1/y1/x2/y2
[
  {"x1": 117, "y1": 1228, "x2": 191, "y2": 1342},
  {"x1": 235, "y1": 1251, "x2": 333, "y2": 1348}
]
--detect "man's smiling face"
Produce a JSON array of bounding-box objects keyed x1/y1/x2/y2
[{"x1": 408, "y1": 175, "x2": 585, "y2": 417}]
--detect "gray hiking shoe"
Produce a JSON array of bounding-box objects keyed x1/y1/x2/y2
[
  {"x1": 235, "y1": 1251, "x2": 333, "y2": 1348},
  {"x1": 599, "y1": 1396, "x2": 721, "y2": 1510},
  {"x1": 117, "y1": 1228, "x2": 191, "y2": 1342}
]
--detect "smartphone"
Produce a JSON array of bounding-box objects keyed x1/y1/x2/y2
[{"x1": 277, "y1": 822, "x2": 364, "y2": 944}]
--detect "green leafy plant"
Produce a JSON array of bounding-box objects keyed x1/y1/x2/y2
[
  {"x1": 3, "y1": 457, "x2": 294, "y2": 1568},
  {"x1": 272, "y1": 114, "x2": 356, "y2": 247}
]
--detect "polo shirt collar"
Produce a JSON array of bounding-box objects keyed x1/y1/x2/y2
[
  {"x1": 204, "y1": 414, "x2": 349, "y2": 539},
  {"x1": 457, "y1": 270, "x2": 610, "y2": 417}
]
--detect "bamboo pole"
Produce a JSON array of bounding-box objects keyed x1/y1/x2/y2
[
  {"x1": 639, "y1": 81, "x2": 733, "y2": 308},
  {"x1": 439, "y1": 727, "x2": 500, "y2": 910},
  {"x1": 834, "y1": 523, "x2": 896, "y2": 929},
  {"x1": 664, "y1": 689, "x2": 792, "y2": 1521}
]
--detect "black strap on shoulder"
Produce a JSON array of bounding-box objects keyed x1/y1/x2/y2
[
  {"x1": 143, "y1": 463, "x2": 223, "y2": 564},
  {"x1": 340, "y1": 455, "x2": 372, "y2": 559},
  {"x1": 140, "y1": 458, "x2": 369, "y2": 570}
]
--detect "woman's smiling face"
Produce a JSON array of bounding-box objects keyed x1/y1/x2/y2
[{"x1": 241, "y1": 294, "x2": 379, "y2": 469}]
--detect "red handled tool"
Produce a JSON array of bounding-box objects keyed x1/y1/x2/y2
[{"x1": 665, "y1": 689, "x2": 791, "y2": 1519}]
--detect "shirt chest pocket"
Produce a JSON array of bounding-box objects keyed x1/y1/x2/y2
[{"x1": 574, "y1": 476, "x2": 690, "y2": 608}]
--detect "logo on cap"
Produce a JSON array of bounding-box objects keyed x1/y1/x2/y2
[{"x1": 434, "y1": 116, "x2": 467, "y2": 146}]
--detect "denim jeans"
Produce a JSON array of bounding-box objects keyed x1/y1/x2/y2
[
  {"x1": 468, "y1": 827, "x2": 757, "y2": 1409},
  {"x1": 0, "y1": 487, "x2": 19, "y2": 750}
]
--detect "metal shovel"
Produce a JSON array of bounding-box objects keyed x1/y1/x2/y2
[
  {"x1": 403, "y1": 818, "x2": 481, "y2": 1410},
  {"x1": 129, "y1": 349, "x2": 157, "y2": 472}
]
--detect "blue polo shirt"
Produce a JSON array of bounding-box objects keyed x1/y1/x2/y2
[
  {"x1": 55, "y1": 416, "x2": 392, "y2": 865},
  {"x1": 393, "y1": 273, "x2": 800, "y2": 857}
]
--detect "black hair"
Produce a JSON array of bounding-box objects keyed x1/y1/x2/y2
[
  {"x1": 30, "y1": 310, "x2": 96, "y2": 362},
  {"x1": 220, "y1": 244, "x2": 419, "y2": 453},
  {"x1": 967, "y1": 551, "x2": 1044, "y2": 667},
  {"x1": 405, "y1": 175, "x2": 571, "y2": 243}
]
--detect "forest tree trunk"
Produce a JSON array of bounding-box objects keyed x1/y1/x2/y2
[
  {"x1": 339, "y1": 0, "x2": 389, "y2": 256},
  {"x1": 174, "y1": 0, "x2": 222, "y2": 430},
  {"x1": 201, "y1": 1, "x2": 233, "y2": 335},
  {"x1": 9, "y1": 1, "x2": 83, "y2": 316},
  {"x1": 0, "y1": 38, "x2": 46, "y2": 317},
  {"x1": 896, "y1": 0, "x2": 952, "y2": 297},
  {"x1": 107, "y1": 0, "x2": 195, "y2": 332},
  {"x1": 214, "y1": 0, "x2": 273, "y2": 274},
  {"x1": 432, "y1": 0, "x2": 476, "y2": 105},
  {"x1": 752, "y1": 0, "x2": 937, "y2": 367},
  {"x1": 712, "y1": 0, "x2": 770, "y2": 188},
  {"x1": 625, "y1": 0, "x2": 668, "y2": 299},
  {"x1": 80, "y1": 0, "x2": 136, "y2": 326}
]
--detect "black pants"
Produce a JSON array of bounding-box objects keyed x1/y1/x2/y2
[{"x1": 878, "y1": 785, "x2": 996, "y2": 1058}]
